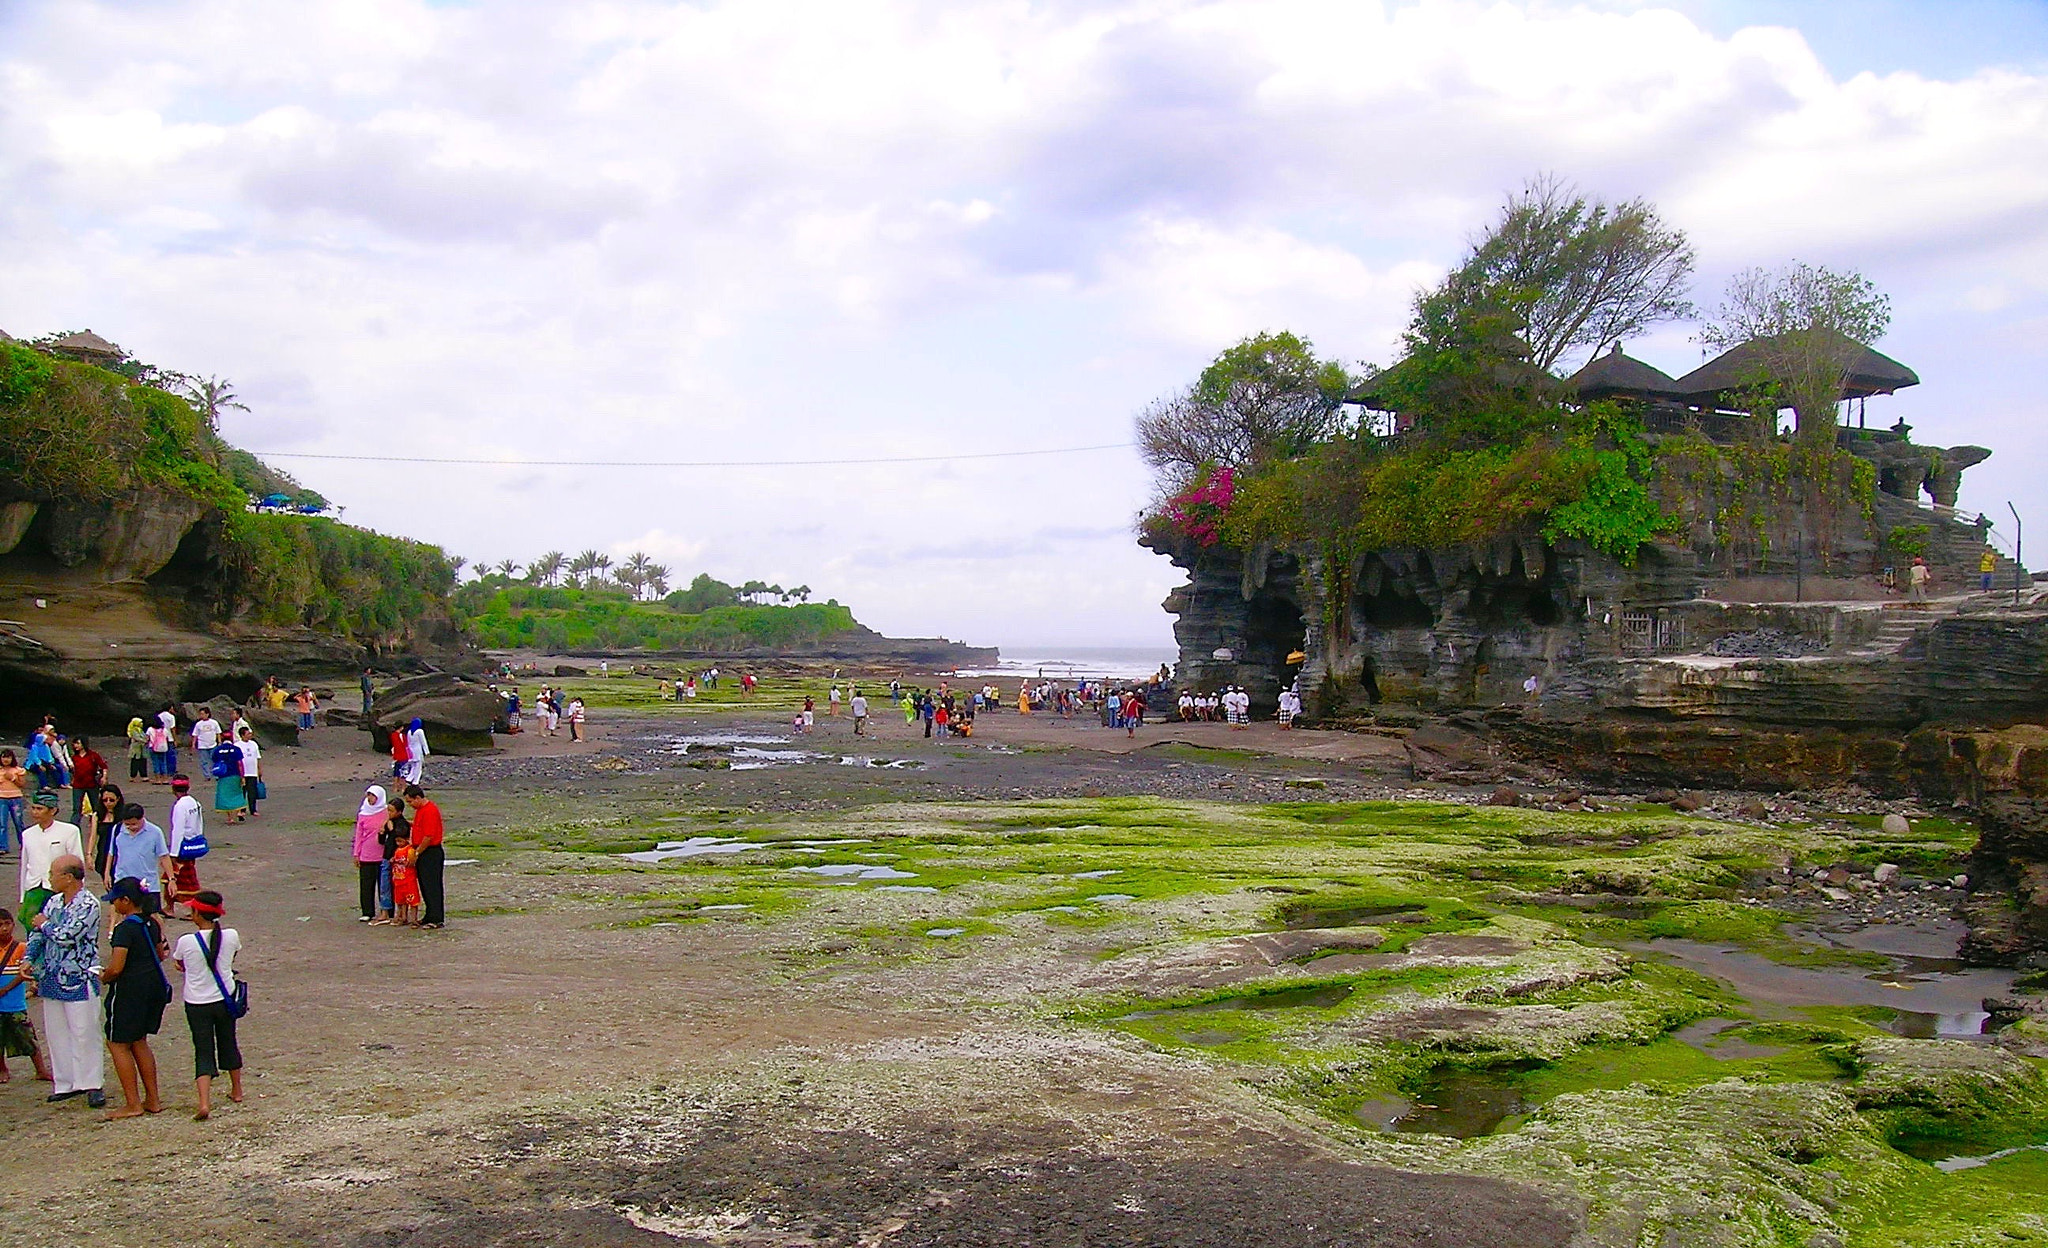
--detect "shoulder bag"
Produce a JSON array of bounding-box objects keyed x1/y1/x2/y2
[{"x1": 200, "y1": 928, "x2": 249, "y2": 1019}]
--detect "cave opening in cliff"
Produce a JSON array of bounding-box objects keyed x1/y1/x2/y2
[
  {"x1": 1241, "y1": 594, "x2": 1306, "y2": 706},
  {"x1": 1355, "y1": 586, "x2": 1435, "y2": 629},
  {"x1": 147, "y1": 517, "x2": 217, "y2": 590},
  {"x1": 1474, "y1": 584, "x2": 1563, "y2": 628}
]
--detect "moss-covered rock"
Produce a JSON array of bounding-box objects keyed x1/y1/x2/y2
[{"x1": 1848, "y1": 1037, "x2": 2048, "y2": 1152}]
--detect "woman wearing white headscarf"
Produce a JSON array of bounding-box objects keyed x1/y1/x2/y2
[
  {"x1": 351, "y1": 786, "x2": 388, "y2": 923},
  {"x1": 402, "y1": 720, "x2": 429, "y2": 786}
]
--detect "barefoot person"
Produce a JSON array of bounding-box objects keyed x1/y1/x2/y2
[
  {"x1": 171, "y1": 891, "x2": 244, "y2": 1120},
  {"x1": 24, "y1": 855, "x2": 105, "y2": 1109},
  {"x1": 99, "y1": 877, "x2": 170, "y2": 1120}
]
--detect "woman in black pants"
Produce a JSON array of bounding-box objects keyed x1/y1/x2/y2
[
  {"x1": 352, "y1": 785, "x2": 387, "y2": 922},
  {"x1": 172, "y1": 890, "x2": 244, "y2": 1120}
]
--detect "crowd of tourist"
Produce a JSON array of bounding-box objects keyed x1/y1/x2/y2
[{"x1": 3, "y1": 744, "x2": 247, "y2": 1121}]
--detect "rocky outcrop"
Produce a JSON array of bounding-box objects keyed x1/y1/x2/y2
[{"x1": 366, "y1": 673, "x2": 503, "y2": 756}]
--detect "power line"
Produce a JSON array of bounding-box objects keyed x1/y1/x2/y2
[{"x1": 248, "y1": 442, "x2": 1136, "y2": 468}]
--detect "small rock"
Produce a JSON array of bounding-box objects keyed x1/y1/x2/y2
[
  {"x1": 1881, "y1": 813, "x2": 1912, "y2": 836},
  {"x1": 1284, "y1": 778, "x2": 1328, "y2": 790},
  {"x1": 1488, "y1": 786, "x2": 1522, "y2": 807},
  {"x1": 1670, "y1": 795, "x2": 1702, "y2": 813},
  {"x1": 1952, "y1": 874, "x2": 1971, "y2": 889},
  {"x1": 1646, "y1": 788, "x2": 1679, "y2": 805},
  {"x1": 1821, "y1": 886, "x2": 1853, "y2": 902},
  {"x1": 1811, "y1": 868, "x2": 1829, "y2": 882},
  {"x1": 1555, "y1": 788, "x2": 1582, "y2": 805},
  {"x1": 1873, "y1": 863, "x2": 1901, "y2": 885},
  {"x1": 1738, "y1": 799, "x2": 1770, "y2": 821},
  {"x1": 591, "y1": 756, "x2": 630, "y2": 772},
  {"x1": 1826, "y1": 866, "x2": 1853, "y2": 887}
]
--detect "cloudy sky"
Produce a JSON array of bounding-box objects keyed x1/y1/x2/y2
[{"x1": 3, "y1": 1, "x2": 2044, "y2": 651}]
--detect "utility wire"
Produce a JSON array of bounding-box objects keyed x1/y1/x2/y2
[{"x1": 249, "y1": 442, "x2": 1136, "y2": 468}]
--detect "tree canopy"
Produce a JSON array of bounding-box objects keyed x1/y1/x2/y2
[{"x1": 1135, "y1": 331, "x2": 1353, "y2": 490}]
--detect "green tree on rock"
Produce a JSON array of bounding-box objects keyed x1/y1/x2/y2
[
  {"x1": 1136, "y1": 331, "x2": 1353, "y2": 491},
  {"x1": 1701, "y1": 263, "x2": 1892, "y2": 446}
]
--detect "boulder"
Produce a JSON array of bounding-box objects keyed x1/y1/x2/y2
[
  {"x1": 1882, "y1": 813, "x2": 1912, "y2": 836},
  {"x1": 322, "y1": 707, "x2": 362, "y2": 727},
  {"x1": 1874, "y1": 863, "x2": 1902, "y2": 884},
  {"x1": 1487, "y1": 786, "x2": 1522, "y2": 808},
  {"x1": 244, "y1": 707, "x2": 301, "y2": 748},
  {"x1": 367, "y1": 672, "x2": 501, "y2": 755},
  {"x1": 553, "y1": 665, "x2": 584, "y2": 678},
  {"x1": 1671, "y1": 794, "x2": 1702, "y2": 813},
  {"x1": 1738, "y1": 799, "x2": 1771, "y2": 822}
]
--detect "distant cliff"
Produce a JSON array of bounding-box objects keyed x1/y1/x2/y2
[{"x1": 0, "y1": 340, "x2": 465, "y2": 725}]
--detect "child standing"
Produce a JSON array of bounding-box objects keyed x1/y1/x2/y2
[
  {"x1": 171, "y1": 891, "x2": 244, "y2": 1120},
  {"x1": 0, "y1": 908, "x2": 53, "y2": 1084},
  {"x1": 390, "y1": 831, "x2": 423, "y2": 927}
]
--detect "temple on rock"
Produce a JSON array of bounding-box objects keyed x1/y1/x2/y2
[{"x1": 1145, "y1": 331, "x2": 2042, "y2": 790}]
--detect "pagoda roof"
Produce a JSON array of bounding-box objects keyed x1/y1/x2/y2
[
  {"x1": 1564, "y1": 347, "x2": 1682, "y2": 400},
  {"x1": 1674, "y1": 330, "x2": 1918, "y2": 403}
]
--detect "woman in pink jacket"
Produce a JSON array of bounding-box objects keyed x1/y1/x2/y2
[{"x1": 352, "y1": 785, "x2": 387, "y2": 923}]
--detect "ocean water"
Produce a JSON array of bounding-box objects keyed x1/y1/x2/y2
[{"x1": 956, "y1": 645, "x2": 1178, "y2": 682}]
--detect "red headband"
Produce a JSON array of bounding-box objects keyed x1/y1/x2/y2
[{"x1": 190, "y1": 901, "x2": 224, "y2": 918}]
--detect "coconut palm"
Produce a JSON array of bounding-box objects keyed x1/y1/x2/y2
[
  {"x1": 494, "y1": 558, "x2": 520, "y2": 579},
  {"x1": 175, "y1": 375, "x2": 249, "y2": 432},
  {"x1": 530, "y1": 551, "x2": 567, "y2": 586},
  {"x1": 613, "y1": 565, "x2": 644, "y2": 599},
  {"x1": 567, "y1": 549, "x2": 602, "y2": 589},
  {"x1": 449, "y1": 556, "x2": 468, "y2": 578},
  {"x1": 592, "y1": 554, "x2": 614, "y2": 589},
  {"x1": 647, "y1": 565, "x2": 671, "y2": 599}
]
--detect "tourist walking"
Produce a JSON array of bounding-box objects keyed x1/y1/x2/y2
[
  {"x1": 566, "y1": 698, "x2": 586, "y2": 742},
  {"x1": 168, "y1": 777, "x2": 206, "y2": 918},
  {"x1": 146, "y1": 720, "x2": 173, "y2": 783},
  {"x1": 66, "y1": 736, "x2": 105, "y2": 827},
  {"x1": 405, "y1": 784, "x2": 446, "y2": 930},
  {"x1": 403, "y1": 718, "x2": 429, "y2": 785},
  {"x1": 156, "y1": 704, "x2": 180, "y2": 777},
  {"x1": 126, "y1": 717, "x2": 148, "y2": 782},
  {"x1": 211, "y1": 736, "x2": 247, "y2": 823},
  {"x1": 0, "y1": 906, "x2": 53, "y2": 1084},
  {"x1": 851, "y1": 690, "x2": 869, "y2": 736},
  {"x1": 24, "y1": 854, "x2": 105, "y2": 1108},
  {"x1": 1908, "y1": 556, "x2": 1931, "y2": 601},
  {"x1": 110, "y1": 803, "x2": 173, "y2": 914},
  {"x1": 100, "y1": 877, "x2": 170, "y2": 1120},
  {"x1": 0, "y1": 750, "x2": 26, "y2": 854},
  {"x1": 18, "y1": 791, "x2": 82, "y2": 920},
  {"x1": 353, "y1": 786, "x2": 387, "y2": 922},
  {"x1": 236, "y1": 726, "x2": 263, "y2": 818},
  {"x1": 172, "y1": 890, "x2": 244, "y2": 1120},
  {"x1": 90, "y1": 785, "x2": 125, "y2": 880}
]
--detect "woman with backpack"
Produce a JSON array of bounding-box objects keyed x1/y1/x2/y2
[
  {"x1": 171, "y1": 890, "x2": 244, "y2": 1120},
  {"x1": 210, "y1": 736, "x2": 247, "y2": 823}
]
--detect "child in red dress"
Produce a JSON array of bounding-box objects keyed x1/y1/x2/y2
[{"x1": 390, "y1": 834, "x2": 423, "y2": 927}]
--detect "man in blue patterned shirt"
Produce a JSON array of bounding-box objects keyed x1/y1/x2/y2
[{"x1": 25, "y1": 855, "x2": 104, "y2": 1108}]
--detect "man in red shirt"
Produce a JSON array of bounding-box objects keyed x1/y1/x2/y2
[
  {"x1": 402, "y1": 784, "x2": 445, "y2": 929},
  {"x1": 67, "y1": 737, "x2": 107, "y2": 826}
]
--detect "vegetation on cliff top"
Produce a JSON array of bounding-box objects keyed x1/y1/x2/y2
[
  {"x1": 0, "y1": 339, "x2": 452, "y2": 639},
  {"x1": 1137, "y1": 179, "x2": 1884, "y2": 567},
  {"x1": 452, "y1": 580, "x2": 856, "y2": 652}
]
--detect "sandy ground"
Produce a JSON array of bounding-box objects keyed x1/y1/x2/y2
[{"x1": 0, "y1": 708, "x2": 1572, "y2": 1248}]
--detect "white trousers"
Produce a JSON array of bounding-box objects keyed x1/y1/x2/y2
[{"x1": 42, "y1": 994, "x2": 104, "y2": 1094}]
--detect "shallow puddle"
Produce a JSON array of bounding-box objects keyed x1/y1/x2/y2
[
  {"x1": 1279, "y1": 901, "x2": 1426, "y2": 930},
  {"x1": 1637, "y1": 938, "x2": 2014, "y2": 1039},
  {"x1": 1672, "y1": 1017, "x2": 1788, "y2": 1060},
  {"x1": 1926, "y1": 1141, "x2": 2048, "y2": 1173},
  {"x1": 791, "y1": 863, "x2": 919, "y2": 881},
  {"x1": 1383, "y1": 1071, "x2": 1529, "y2": 1138},
  {"x1": 620, "y1": 837, "x2": 768, "y2": 864}
]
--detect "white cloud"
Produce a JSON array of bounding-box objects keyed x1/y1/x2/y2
[{"x1": 1, "y1": 0, "x2": 2044, "y2": 648}]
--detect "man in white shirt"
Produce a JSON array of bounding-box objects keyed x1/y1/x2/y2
[
  {"x1": 18, "y1": 791, "x2": 83, "y2": 917},
  {"x1": 190, "y1": 708, "x2": 221, "y2": 754},
  {"x1": 170, "y1": 782, "x2": 204, "y2": 917},
  {"x1": 850, "y1": 692, "x2": 869, "y2": 736}
]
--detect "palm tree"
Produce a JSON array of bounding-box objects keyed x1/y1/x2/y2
[
  {"x1": 175, "y1": 375, "x2": 249, "y2": 432},
  {"x1": 530, "y1": 551, "x2": 566, "y2": 586},
  {"x1": 495, "y1": 558, "x2": 520, "y2": 580},
  {"x1": 592, "y1": 554, "x2": 614, "y2": 589},
  {"x1": 567, "y1": 549, "x2": 602, "y2": 589},
  {"x1": 449, "y1": 556, "x2": 468, "y2": 579},
  {"x1": 619, "y1": 551, "x2": 655, "y2": 599},
  {"x1": 647, "y1": 565, "x2": 671, "y2": 599},
  {"x1": 790, "y1": 584, "x2": 812, "y2": 603},
  {"x1": 613, "y1": 565, "x2": 644, "y2": 599}
]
